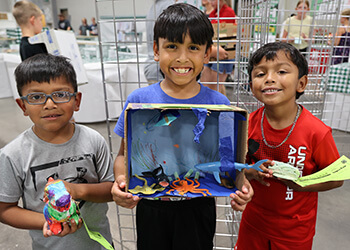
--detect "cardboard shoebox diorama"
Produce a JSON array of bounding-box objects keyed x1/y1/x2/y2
[
  {"x1": 29, "y1": 29, "x2": 88, "y2": 84},
  {"x1": 124, "y1": 103, "x2": 248, "y2": 198},
  {"x1": 212, "y1": 23, "x2": 237, "y2": 60}
]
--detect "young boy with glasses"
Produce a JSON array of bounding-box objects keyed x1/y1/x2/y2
[{"x1": 0, "y1": 53, "x2": 114, "y2": 249}]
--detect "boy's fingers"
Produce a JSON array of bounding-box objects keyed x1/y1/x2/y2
[
  {"x1": 115, "y1": 175, "x2": 127, "y2": 188},
  {"x1": 111, "y1": 181, "x2": 139, "y2": 209},
  {"x1": 230, "y1": 194, "x2": 247, "y2": 212},
  {"x1": 42, "y1": 222, "x2": 52, "y2": 237},
  {"x1": 58, "y1": 222, "x2": 70, "y2": 237}
]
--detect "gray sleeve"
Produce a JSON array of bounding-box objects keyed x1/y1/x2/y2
[
  {"x1": 90, "y1": 129, "x2": 115, "y2": 183},
  {"x1": 0, "y1": 149, "x2": 23, "y2": 203}
]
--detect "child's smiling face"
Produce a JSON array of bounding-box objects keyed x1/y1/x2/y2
[
  {"x1": 16, "y1": 77, "x2": 81, "y2": 142},
  {"x1": 250, "y1": 51, "x2": 307, "y2": 108},
  {"x1": 153, "y1": 33, "x2": 211, "y2": 95}
]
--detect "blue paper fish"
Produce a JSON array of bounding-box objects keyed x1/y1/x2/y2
[{"x1": 194, "y1": 159, "x2": 268, "y2": 184}]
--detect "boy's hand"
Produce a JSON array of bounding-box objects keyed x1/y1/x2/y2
[
  {"x1": 230, "y1": 178, "x2": 254, "y2": 211},
  {"x1": 218, "y1": 46, "x2": 229, "y2": 60},
  {"x1": 111, "y1": 175, "x2": 140, "y2": 209},
  {"x1": 43, "y1": 218, "x2": 83, "y2": 237},
  {"x1": 244, "y1": 160, "x2": 273, "y2": 187},
  {"x1": 286, "y1": 36, "x2": 295, "y2": 43}
]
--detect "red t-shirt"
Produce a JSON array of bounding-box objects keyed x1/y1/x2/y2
[
  {"x1": 240, "y1": 106, "x2": 339, "y2": 243},
  {"x1": 209, "y1": 4, "x2": 236, "y2": 24}
]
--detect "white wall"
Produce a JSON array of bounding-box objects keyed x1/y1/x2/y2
[
  {"x1": 0, "y1": 0, "x2": 12, "y2": 12},
  {"x1": 55, "y1": 0, "x2": 154, "y2": 33}
]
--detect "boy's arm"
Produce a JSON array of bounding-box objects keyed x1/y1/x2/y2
[
  {"x1": 0, "y1": 201, "x2": 45, "y2": 230},
  {"x1": 64, "y1": 181, "x2": 113, "y2": 203},
  {"x1": 210, "y1": 45, "x2": 229, "y2": 60},
  {"x1": 229, "y1": 171, "x2": 254, "y2": 212},
  {"x1": 279, "y1": 179, "x2": 343, "y2": 192},
  {"x1": 111, "y1": 139, "x2": 140, "y2": 209}
]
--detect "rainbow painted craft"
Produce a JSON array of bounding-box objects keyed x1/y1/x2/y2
[{"x1": 43, "y1": 177, "x2": 80, "y2": 235}]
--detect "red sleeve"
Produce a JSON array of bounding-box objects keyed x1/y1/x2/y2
[{"x1": 312, "y1": 129, "x2": 340, "y2": 171}]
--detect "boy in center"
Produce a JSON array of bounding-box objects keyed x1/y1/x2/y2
[{"x1": 111, "y1": 3, "x2": 253, "y2": 250}]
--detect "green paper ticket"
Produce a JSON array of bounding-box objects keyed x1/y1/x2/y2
[
  {"x1": 82, "y1": 217, "x2": 114, "y2": 250},
  {"x1": 294, "y1": 155, "x2": 350, "y2": 187}
]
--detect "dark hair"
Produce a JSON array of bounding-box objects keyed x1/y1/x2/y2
[
  {"x1": 297, "y1": 0, "x2": 309, "y2": 8},
  {"x1": 154, "y1": 3, "x2": 214, "y2": 51},
  {"x1": 247, "y1": 42, "x2": 308, "y2": 99},
  {"x1": 15, "y1": 53, "x2": 77, "y2": 96}
]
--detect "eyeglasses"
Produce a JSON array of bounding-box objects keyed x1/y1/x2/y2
[{"x1": 20, "y1": 91, "x2": 77, "y2": 105}]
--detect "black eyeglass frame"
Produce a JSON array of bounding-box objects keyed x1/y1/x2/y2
[{"x1": 20, "y1": 91, "x2": 77, "y2": 105}]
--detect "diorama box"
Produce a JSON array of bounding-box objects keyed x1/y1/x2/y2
[
  {"x1": 124, "y1": 103, "x2": 248, "y2": 198},
  {"x1": 29, "y1": 29, "x2": 88, "y2": 84},
  {"x1": 212, "y1": 23, "x2": 237, "y2": 59}
]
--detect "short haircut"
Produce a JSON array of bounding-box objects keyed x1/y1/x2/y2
[
  {"x1": 15, "y1": 54, "x2": 77, "y2": 96},
  {"x1": 153, "y1": 3, "x2": 214, "y2": 51},
  {"x1": 12, "y1": 0, "x2": 43, "y2": 26},
  {"x1": 247, "y1": 42, "x2": 308, "y2": 99}
]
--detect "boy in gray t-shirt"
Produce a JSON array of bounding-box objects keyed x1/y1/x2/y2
[{"x1": 0, "y1": 54, "x2": 114, "y2": 249}]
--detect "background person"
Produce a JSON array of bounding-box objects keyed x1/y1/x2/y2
[
  {"x1": 329, "y1": 9, "x2": 350, "y2": 65},
  {"x1": 58, "y1": 13, "x2": 73, "y2": 31},
  {"x1": 282, "y1": 0, "x2": 314, "y2": 54},
  {"x1": 79, "y1": 17, "x2": 91, "y2": 36},
  {"x1": 12, "y1": 0, "x2": 48, "y2": 61},
  {"x1": 90, "y1": 17, "x2": 98, "y2": 36},
  {"x1": 202, "y1": 0, "x2": 214, "y2": 17},
  {"x1": 143, "y1": 0, "x2": 175, "y2": 84},
  {"x1": 201, "y1": 0, "x2": 236, "y2": 95}
]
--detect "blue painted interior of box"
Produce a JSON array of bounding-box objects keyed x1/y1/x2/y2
[{"x1": 126, "y1": 107, "x2": 246, "y2": 197}]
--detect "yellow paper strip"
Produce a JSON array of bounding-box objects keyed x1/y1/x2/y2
[{"x1": 294, "y1": 155, "x2": 350, "y2": 187}]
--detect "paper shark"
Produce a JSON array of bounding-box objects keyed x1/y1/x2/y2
[{"x1": 194, "y1": 159, "x2": 268, "y2": 184}]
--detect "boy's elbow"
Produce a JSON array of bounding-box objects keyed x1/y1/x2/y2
[{"x1": 336, "y1": 180, "x2": 344, "y2": 188}]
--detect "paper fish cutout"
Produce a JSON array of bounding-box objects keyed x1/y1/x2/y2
[
  {"x1": 43, "y1": 177, "x2": 80, "y2": 235},
  {"x1": 128, "y1": 175, "x2": 166, "y2": 195},
  {"x1": 195, "y1": 159, "x2": 268, "y2": 184},
  {"x1": 142, "y1": 164, "x2": 170, "y2": 188},
  {"x1": 268, "y1": 161, "x2": 301, "y2": 181},
  {"x1": 146, "y1": 110, "x2": 180, "y2": 130}
]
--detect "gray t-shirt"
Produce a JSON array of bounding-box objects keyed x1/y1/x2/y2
[{"x1": 0, "y1": 124, "x2": 114, "y2": 249}]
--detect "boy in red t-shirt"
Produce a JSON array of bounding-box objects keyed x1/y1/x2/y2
[{"x1": 235, "y1": 42, "x2": 343, "y2": 250}]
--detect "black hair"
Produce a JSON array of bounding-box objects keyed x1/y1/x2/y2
[
  {"x1": 247, "y1": 42, "x2": 308, "y2": 99},
  {"x1": 154, "y1": 3, "x2": 214, "y2": 51},
  {"x1": 15, "y1": 53, "x2": 77, "y2": 96}
]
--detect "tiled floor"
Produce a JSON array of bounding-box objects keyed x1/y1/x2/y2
[{"x1": 0, "y1": 97, "x2": 349, "y2": 249}]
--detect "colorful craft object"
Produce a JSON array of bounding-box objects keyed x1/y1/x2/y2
[
  {"x1": 269, "y1": 161, "x2": 301, "y2": 181},
  {"x1": 43, "y1": 177, "x2": 80, "y2": 235},
  {"x1": 128, "y1": 174, "x2": 166, "y2": 195},
  {"x1": 195, "y1": 159, "x2": 268, "y2": 184},
  {"x1": 166, "y1": 177, "x2": 211, "y2": 196}
]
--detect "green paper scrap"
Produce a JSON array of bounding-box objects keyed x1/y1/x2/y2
[
  {"x1": 294, "y1": 155, "x2": 350, "y2": 187},
  {"x1": 81, "y1": 217, "x2": 114, "y2": 250}
]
